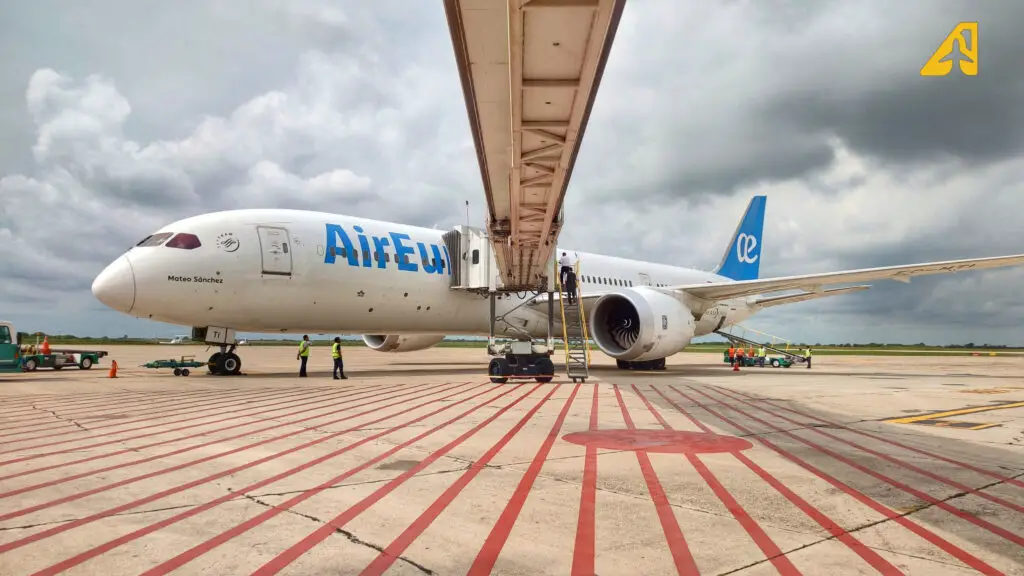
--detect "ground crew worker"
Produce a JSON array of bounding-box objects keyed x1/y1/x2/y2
[
  {"x1": 736, "y1": 346, "x2": 745, "y2": 365},
  {"x1": 297, "y1": 335, "x2": 311, "y2": 377},
  {"x1": 757, "y1": 345, "x2": 766, "y2": 367},
  {"x1": 804, "y1": 347, "x2": 812, "y2": 369},
  {"x1": 332, "y1": 337, "x2": 347, "y2": 380},
  {"x1": 728, "y1": 345, "x2": 736, "y2": 365}
]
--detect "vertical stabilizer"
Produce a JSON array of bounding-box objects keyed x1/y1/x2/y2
[{"x1": 714, "y1": 195, "x2": 766, "y2": 281}]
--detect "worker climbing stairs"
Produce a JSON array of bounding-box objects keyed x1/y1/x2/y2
[
  {"x1": 714, "y1": 324, "x2": 808, "y2": 364},
  {"x1": 557, "y1": 262, "x2": 590, "y2": 382}
]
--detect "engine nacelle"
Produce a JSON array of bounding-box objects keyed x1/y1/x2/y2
[
  {"x1": 362, "y1": 334, "x2": 446, "y2": 352},
  {"x1": 589, "y1": 287, "x2": 696, "y2": 362}
]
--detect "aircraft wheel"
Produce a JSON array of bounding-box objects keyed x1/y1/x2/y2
[
  {"x1": 208, "y1": 352, "x2": 222, "y2": 374},
  {"x1": 217, "y1": 353, "x2": 242, "y2": 376},
  {"x1": 488, "y1": 357, "x2": 509, "y2": 384}
]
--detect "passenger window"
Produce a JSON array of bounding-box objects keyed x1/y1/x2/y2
[
  {"x1": 136, "y1": 232, "x2": 173, "y2": 247},
  {"x1": 431, "y1": 258, "x2": 437, "y2": 268},
  {"x1": 374, "y1": 251, "x2": 380, "y2": 262},
  {"x1": 165, "y1": 233, "x2": 202, "y2": 250},
  {"x1": 472, "y1": 249, "x2": 480, "y2": 264},
  {"x1": 629, "y1": 280, "x2": 633, "y2": 286},
  {"x1": 386, "y1": 253, "x2": 391, "y2": 262},
  {"x1": 0, "y1": 326, "x2": 10, "y2": 344},
  {"x1": 352, "y1": 249, "x2": 359, "y2": 259},
  {"x1": 282, "y1": 243, "x2": 289, "y2": 254}
]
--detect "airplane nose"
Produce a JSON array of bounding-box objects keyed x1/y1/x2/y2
[{"x1": 92, "y1": 255, "x2": 136, "y2": 313}]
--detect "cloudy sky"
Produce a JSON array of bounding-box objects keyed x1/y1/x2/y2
[{"x1": 1, "y1": 0, "x2": 1022, "y2": 346}]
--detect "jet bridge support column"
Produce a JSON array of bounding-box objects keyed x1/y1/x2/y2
[{"x1": 446, "y1": 225, "x2": 556, "y2": 384}]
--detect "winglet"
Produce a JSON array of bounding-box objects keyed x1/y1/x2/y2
[{"x1": 714, "y1": 195, "x2": 766, "y2": 281}]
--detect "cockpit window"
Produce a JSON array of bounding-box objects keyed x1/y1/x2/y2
[
  {"x1": 136, "y1": 232, "x2": 174, "y2": 247},
  {"x1": 165, "y1": 233, "x2": 202, "y2": 250}
]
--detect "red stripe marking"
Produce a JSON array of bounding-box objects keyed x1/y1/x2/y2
[
  {"x1": 0, "y1": 389, "x2": 239, "y2": 430},
  {"x1": 571, "y1": 383, "x2": 600, "y2": 576},
  {"x1": 0, "y1": 389, "x2": 225, "y2": 419},
  {"x1": 658, "y1": 386, "x2": 902, "y2": 575},
  {"x1": 612, "y1": 385, "x2": 700, "y2": 574},
  {"x1": 714, "y1": 386, "x2": 1024, "y2": 515},
  {"x1": 30, "y1": 383, "x2": 509, "y2": 576},
  {"x1": 0, "y1": 382, "x2": 413, "y2": 468},
  {"x1": 466, "y1": 383, "x2": 582, "y2": 576},
  {"x1": 0, "y1": 385, "x2": 398, "y2": 484},
  {"x1": 359, "y1": 384, "x2": 564, "y2": 575},
  {"x1": 0, "y1": 383, "x2": 415, "y2": 497},
  {"x1": 0, "y1": 388, "x2": 258, "y2": 435},
  {"x1": 632, "y1": 385, "x2": 801, "y2": 576},
  {"x1": 724, "y1": 387, "x2": 1024, "y2": 491},
  {"x1": 704, "y1": 387, "x2": 1024, "y2": 548},
  {"x1": 0, "y1": 387, "x2": 300, "y2": 448},
  {"x1": 686, "y1": 386, "x2": 1003, "y2": 576},
  {"x1": 245, "y1": 384, "x2": 546, "y2": 576},
  {"x1": 0, "y1": 381, "x2": 481, "y2": 528}
]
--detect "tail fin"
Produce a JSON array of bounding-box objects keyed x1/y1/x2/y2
[{"x1": 714, "y1": 195, "x2": 766, "y2": 281}]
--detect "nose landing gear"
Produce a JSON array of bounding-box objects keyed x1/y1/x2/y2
[{"x1": 207, "y1": 345, "x2": 242, "y2": 376}]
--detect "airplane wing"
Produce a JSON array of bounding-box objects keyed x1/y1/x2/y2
[
  {"x1": 670, "y1": 254, "x2": 1024, "y2": 301},
  {"x1": 751, "y1": 285, "x2": 870, "y2": 308}
]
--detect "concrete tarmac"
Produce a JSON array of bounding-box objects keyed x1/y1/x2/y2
[{"x1": 0, "y1": 345, "x2": 1021, "y2": 575}]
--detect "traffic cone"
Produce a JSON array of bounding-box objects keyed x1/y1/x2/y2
[
  {"x1": 108, "y1": 360, "x2": 118, "y2": 378},
  {"x1": 733, "y1": 360, "x2": 740, "y2": 371}
]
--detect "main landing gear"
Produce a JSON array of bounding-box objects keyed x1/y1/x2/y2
[
  {"x1": 208, "y1": 344, "x2": 242, "y2": 376},
  {"x1": 616, "y1": 358, "x2": 666, "y2": 371}
]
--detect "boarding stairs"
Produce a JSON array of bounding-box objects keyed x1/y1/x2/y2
[
  {"x1": 557, "y1": 263, "x2": 590, "y2": 382},
  {"x1": 714, "y1": 325, "x2": 807, "y2": 363}
]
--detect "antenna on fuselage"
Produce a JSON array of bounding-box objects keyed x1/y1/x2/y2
[{"x1": 465, "y1": 200, "x2": 470, "y2": 227}]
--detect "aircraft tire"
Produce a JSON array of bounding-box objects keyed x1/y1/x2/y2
[{"x1": 208, "y1": 352, "x2": 222, "y2": 374}]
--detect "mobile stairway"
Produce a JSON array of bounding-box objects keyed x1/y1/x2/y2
[
  {"x1": 557, "y1": 263, "x2": 591, "y2": 383},
  {"x1": 714, "y1": 324, "x2": 807, "y2": 364}
]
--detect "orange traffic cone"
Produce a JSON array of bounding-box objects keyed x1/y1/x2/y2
[
  {"x1": 108, "y1": 360, "x2": 118, "y2": 378},
  {"x1": 733, "y1": 360, "x2": 740, "y2": 371}
]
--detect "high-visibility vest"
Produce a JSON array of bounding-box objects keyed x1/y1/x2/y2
[
  {"x1": 332, "y1": 343, "x2": 341, "y2": 359},
  {"x1": 758, "y1": 347, "x2": 766, "y2": 357},
  {"x1": 805, "y1": 349, "x2": 812, "y2": 357},
  {"x1": 737, "y1": 348, "x2": 744, "y2": 356},
  {"x1": 728, "y1": 347, "x2": 735, "y2": 356},
  {"x1": 299, "y1": 341, "x2": 310, "y2": 357}
]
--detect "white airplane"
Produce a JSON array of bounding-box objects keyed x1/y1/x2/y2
[{"x1": 91, "y1": 195, "x2": 1024, "y2": 378}]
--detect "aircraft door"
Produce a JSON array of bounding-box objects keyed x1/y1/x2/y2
[
  {"x1": 638, "y1": 273, "x2": 652, "y2": 286},
  {"x1": 257, "y1": 226, "x2": 293, "y2": 276}
]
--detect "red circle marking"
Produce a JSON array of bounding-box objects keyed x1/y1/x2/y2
[{"x1": 562, "y1": 429, "x2": 752, "y2": 454}]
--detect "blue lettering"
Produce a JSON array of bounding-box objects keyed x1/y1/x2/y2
[
  {"x1": 391, "y1": 232, "x2": 418, "y2": 272},
  {"x1": 372, "y1": 235, "x2": 391, "y2": 269},
  {"x1": 353, "y1": 226, "x2": 372, "y2": 268},
  {"x1": 324, "y1": 224, "x2": 358, "y2": 265},
  {"x1": 417, "y1": 243, "x2": 438, "y2": 274},
  {"x1": 442, "y1": 244, "x2": 452, "y2": 276}
]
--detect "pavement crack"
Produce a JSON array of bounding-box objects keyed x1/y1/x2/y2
[
  {"x1": 31, "y1": 404, "x2": 89, "y2": 431},
  {"x1": 0, "y1": 503, "x2": 197, "y2": 532},
  {"x1": 236, "y1": 492, "x2": 434, "y2": 575}
]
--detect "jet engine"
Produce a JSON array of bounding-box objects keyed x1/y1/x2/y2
[
  {"x1": 362, "y1": 334, "x2": 446, "y2": 352},
  {"x1": 588, "y1": 287, "x2": 696, "y2": 362}
]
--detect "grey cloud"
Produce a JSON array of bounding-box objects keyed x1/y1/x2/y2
[{"x1": 0, "y1": 0, "x2": 1021, "y2": 345}]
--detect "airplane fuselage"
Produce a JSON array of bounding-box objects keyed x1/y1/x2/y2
[{"x1": 95, "y1": 209, "x2": 755, "y2": 339}]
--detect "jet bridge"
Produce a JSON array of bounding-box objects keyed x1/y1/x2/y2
[{"x1": 443, "y1": 0, "x2": 627, "y2": 292}]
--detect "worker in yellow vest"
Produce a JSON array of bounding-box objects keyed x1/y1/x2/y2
[
  {"x1": 297, "y1": 335, "x2": 310, "y2": 377},
  {"x1": 804, "y1": 347, "x2": 812, "y2": 369},
  {"x1": 332, "y1": 337, "x2": 347, "y2": 380},
  {"x1": 757, "y1": 345, "x2": 767, "y2": 367}
]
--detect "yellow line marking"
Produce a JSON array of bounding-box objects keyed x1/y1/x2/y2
[
  {"x1": 969, "y1": 423, "x2": 1002, "y2": 430},
  {"x1": 885, "y1": 401, "x2": 1024, "y2": 424}
]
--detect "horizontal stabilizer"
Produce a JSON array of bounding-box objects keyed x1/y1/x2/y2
[
  {"x1": 669, "y1": 253, "x2": 1024, "y2": 301},
  {"x1": 752, "y1": 285, "x2": 870, "y2": 308}
]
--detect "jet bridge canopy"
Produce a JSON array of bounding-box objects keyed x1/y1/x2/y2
[{"x1": 443, "y1": 0, "x2": 626, "y2": 291}]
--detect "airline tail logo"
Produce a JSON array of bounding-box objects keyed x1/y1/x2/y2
[
  {"x1": 920, "y1": 22, "x2": 978, "y2": 76},
  {"x1": 736, "y1": 233, "x2": 759, "y2": 264}
]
